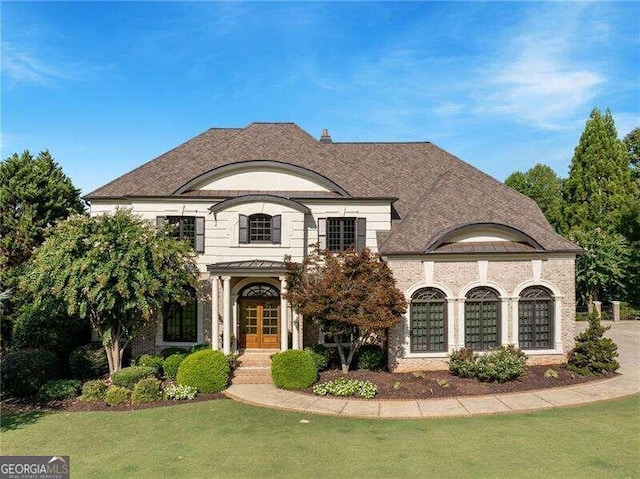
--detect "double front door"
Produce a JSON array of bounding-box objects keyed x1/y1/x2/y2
[{"x1": 240, "y1": 299, "x2": 280, "y2": 349}]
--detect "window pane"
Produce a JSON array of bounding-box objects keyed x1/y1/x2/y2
[
  {"x1": 163, "y1": 296, "x2": 197, "y2": 342},
  {"x1": 167, "y1": 216, "x2": 196, "y2": 249},
  {"x1": 410, "y1": 288, "x2": 447, "y2": 353},
  {"x1": 519, "y1": 287, "x2": 552, "y2": 350},
  {"x1": 327, "y1": 218, "x2": 356, "y2": 252},
  {"x1": 249, "y1": 214, "x2": 272, "y2": 243}
]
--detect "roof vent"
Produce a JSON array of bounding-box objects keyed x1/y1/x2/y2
[{"x1": 319, "y1": 128, "x2": 332, "y2": 143}]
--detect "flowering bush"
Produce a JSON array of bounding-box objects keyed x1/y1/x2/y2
[
  {"x1": 163, "y1": 384, "x2": 198, "y2": 400},
  {"x1": 313, "y1": 377, "x2": 377, "y2": 399}
]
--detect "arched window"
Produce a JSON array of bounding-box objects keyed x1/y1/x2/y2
[
  {"x1": 238, "y1": 214, "x2": 282, "y2": 244},
  {"x1": 519, "y1": 286, "x2": 553, "y2": 349},
  {"x1": 163, "y1": 289, "x2": 197, "y2": 342},
  {"x1": 239, "y1": 283, "x2": 280, "y2": 299},
  {"x1": 410, "y1": 288, "x2": 447, "y2": 353},
  {"x1": 465, "y1": 287, "x2": 500, "y2": 350}
]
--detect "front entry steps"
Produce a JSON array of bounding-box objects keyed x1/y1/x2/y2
[{"x1": 231, "y1": 349, "x2": 277, "y2": 384}]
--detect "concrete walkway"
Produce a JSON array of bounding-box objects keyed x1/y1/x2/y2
[{"x1": 224, "y1": 321, "x2": 640, "y2": 418}]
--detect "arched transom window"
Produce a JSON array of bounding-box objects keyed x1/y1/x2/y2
[
  {"x1": 464, "y1": 287, "x2": 500, "y2": 351},
  {"x1": 239, "y1": 283, "x2": 280, "y2": 299},
  {"x1": 519, "y1": 286, "x2": 553, "y2": 350},
  {"x1": 410, "y1": 288, "x2": 447, "y2": 353}
]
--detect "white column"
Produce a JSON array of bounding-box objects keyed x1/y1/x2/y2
[
  {"x1": 446, "y1": 298, "x2": 456, "y2": 353},
  {"x1": 554, "y1": 296, "x2": 563, "y2": 352},
  {"x1": 222, "y1": 276, "x2": 231, "y2": 355},
  {"x1": 211, "y1": 276, "x2": 220, "y2": 351},
  {"x1": 232, "y1": 295, "x2": 238, "y2": 351},
  {"x1": 292, "y1": 309, "x2": 300, "y2": 350},
  {"x1": 511, "y1": 298, "x2": 520, "y2": 348},
  {"x1": 280, "y1": 276, "x2": 289, "y2": 351},
  {"x1": 500, "y1": 298, "x2": 509, "y2": 346},
  {"x1": 457, "y1": 299, "x2": 465, "y2": 349}
]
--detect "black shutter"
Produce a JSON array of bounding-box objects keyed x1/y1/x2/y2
[
  {"x1": 318, "y1": 218, "x2": 327, "y2": 249},
  {"x1": 195, "y1": 217, "x2": 205, "y2": 253},
  {"x1": 239, "y1": 214, "x2": 248, "y2": 244},
  {"x1": 356, "y1": 217, "x2": 366, "y2": 252},
  {"x1": 156, "y1": 216, "x2": 166, "y2": 229},
  {"x1": 272, "y1": 215, "x2": 281, "y2": 244}
]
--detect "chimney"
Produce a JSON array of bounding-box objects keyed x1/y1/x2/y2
[{"x1": 319, "y1": 128, "x2": 332, "y2": 143}]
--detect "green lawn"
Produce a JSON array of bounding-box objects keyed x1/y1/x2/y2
[{"x1": 2, "y1": 395, "x2": 639, "y2": 478}]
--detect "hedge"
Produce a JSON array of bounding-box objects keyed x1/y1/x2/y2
[
  {"x1": 177, "y1": 350, "x2": 230, "y2": 393},
  {"x1": 271, "y1": 350, "x2": 317, "y2": 390}
]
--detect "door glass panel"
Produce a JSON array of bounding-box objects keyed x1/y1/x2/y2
[
  {"x1": 262, "y1": 301, "x2": 279, "y2": 336},
  {"x1": 242, "y1": 304, "x2": 258, "y2": 334}
]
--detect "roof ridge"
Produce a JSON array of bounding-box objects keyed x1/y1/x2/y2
[{"x1": 331, "y1": 141, "x2": 433, "y2": 145}]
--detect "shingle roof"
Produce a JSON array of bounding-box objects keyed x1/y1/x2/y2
[{"x1": 85, "y1": 122, "x2": 580, "y2": 254}]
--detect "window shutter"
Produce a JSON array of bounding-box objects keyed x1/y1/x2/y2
[
  {"x1": 356, "y1": 217, "x2": 366, "y2": 252},
  {"x1": 156, "y1": 216, "x2": 166, "y2": 229},
  {"x1": 195, "y1": 217, "x2": 205, "y2": 253},
  {"x1": 318, "y1": 218, "x2": 327, "y2": 249},
  {"x1": 239, "y1": 214, "x2": 248, "y2": 244},
  {"x1": 272, "y1": 215, "x2": 281, "y2": 244}
]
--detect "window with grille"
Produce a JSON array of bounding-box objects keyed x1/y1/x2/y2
[
  {"x1": 464, "y1": 287, "x2": 500, "y2": 350},
  {"x1": 519, "y1": 286, "x2": 553, "y2": 349},
  {"x1": 167, "y1": 216, "x2": 196, "y2": 248},
  {"x1": 163, "y1": 292, "x2": 197, "y2": 342},
  {"x1": 249, "y1": 214, "x2": 272, "y2": 243},
  {"x1": 327, "y1": 218, "x2": 356, "y2": 252},
  {"x1": 410, "y1": 288, "x2": 447, "y2": 353}
]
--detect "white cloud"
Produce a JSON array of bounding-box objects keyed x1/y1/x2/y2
[{"x1": 1, "y1": 43, "x2": 73, "y2": 86}]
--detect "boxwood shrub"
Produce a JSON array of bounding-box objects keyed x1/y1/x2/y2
[
  {"x1": 0, "y1": 348, "x2": 59, "y2": 397},
  {"x1": 131, "y1": 378, "x2": 162, "y2": 404},
  {"x1": 177, "y1": 350, "x2": 230, "y2": 393},
  {"x1": 69, "y1": 343, "x2": 109, "y2": 381},
  {"x1": 474, "y1": 345, "x2": 527, "y2": 383},
  {"x1": 80, "y1": 379, "x2": 108, "y2": 402},
  {"x1": 163, "y1": 353, "x2": 187, "y2": 380},
  {"x1": 356, "y1": 344, "x2": 385, "y2": 371},
  {"x1": 160, "y1": 347, "x2": 188, "y2": 358},
  {"x1": 105, "y1": 386, "x2": 131, "y2": 406},
  {"x1": 111, "y1": 366, "x2": 156, "y2": 389},
  {"x1": 271, "y1": 350, "x2": 317, "y2": 390},
  {"x1": 449, "y1": 348, "x2": 478, "y2": 378},
  {"x1": 38, "y1": 379, "x2": 82, "y2": 401},
  {"x1": 304, "y1": 345, "x2": 331, "y2": 372},
  {"x1": 136, "y1": 354, "x2": 164, "y2": 376}
]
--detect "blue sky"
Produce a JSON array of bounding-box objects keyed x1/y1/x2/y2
[{"x1": 2, "y1": 2, "x2": 639, "y2": 195}]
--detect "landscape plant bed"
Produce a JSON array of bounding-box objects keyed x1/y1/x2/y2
[{"x1": 307, "y1": 364, "x2": 614, "y2": 400}]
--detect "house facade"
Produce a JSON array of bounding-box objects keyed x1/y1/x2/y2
[{"x1": 85, "y1": 123, "x2": 581, "y2": 371}]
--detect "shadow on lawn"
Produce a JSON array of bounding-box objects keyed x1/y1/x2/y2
[{"x1": 1, "y1": 410, "x2": 49, "y2": 432}]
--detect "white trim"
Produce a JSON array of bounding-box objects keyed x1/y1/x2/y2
[
  {"x1": 231, "y1": 277, "x2": 281, "y2": 296},
  {"x1": 459, "y1": 280, "x2": 509, "y2": 298},
  {"x1": 512, "y1": 279, "x2": 562, "y2": 298},
  {"x1": 457, "y1": 281, "x2": 509, "y2": 350}
]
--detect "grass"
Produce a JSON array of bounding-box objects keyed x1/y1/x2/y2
[{"x1": 2, "y1": 395, "x2": 639, "y2": 478}]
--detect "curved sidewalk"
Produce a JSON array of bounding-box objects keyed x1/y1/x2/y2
[{"x1": 225, "y1": 321, "x2": 640, "y2": 418}]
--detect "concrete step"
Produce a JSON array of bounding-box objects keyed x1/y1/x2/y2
[{"x1": 232, "y1": 366, "x2": 272, "y2": 385}]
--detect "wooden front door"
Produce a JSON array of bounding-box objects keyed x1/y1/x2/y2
[{"x1": 240, "y1": 299, "x2": 280, "y2": 349}]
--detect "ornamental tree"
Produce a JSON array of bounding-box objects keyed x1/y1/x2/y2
[
  {"x1": 284, "y1": 246, "x2": 407, "y2": 373},
  {"x1": 23, "y1": 209, "x2": 198, "y2": 373}
]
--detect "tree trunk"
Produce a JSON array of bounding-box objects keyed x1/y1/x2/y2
[{"x1": 105, "y1": 340, "x2": 123, "y2": 374}]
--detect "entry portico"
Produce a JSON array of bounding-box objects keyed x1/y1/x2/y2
[{"x1": 208, "y1": 260, "x2": 301, "y2": 355}]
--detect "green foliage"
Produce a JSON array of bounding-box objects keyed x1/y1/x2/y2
[
  {"x1": 271, "y1": 350, "x2": 318, "y2": 390},
  {"x1": 111, "y1": 366, "x2": 156, "y2": 389},
  {"x1": 544, "y1": 368, "x2": 559, "y2": 378},
  {"x1": 12, "y1": 300, "x2": 91, "y2": 374},
  {"x1": 449, "y1": 348, "x2": 477, "y2": 378},
  {"x1": 163, "y1": 384, "x2": 198, "y2": 401},
  {"x1": 0, "y1": 348, "x2": 59, "y2": 397},
  {"x1": 136, "y1": 354, "x2": 164, "y2": 376},
  {"x1": 160, "y1": 347, "x2": 188, "y2": 358},
  {"x1": 38, "y1": 379, "x2": 82, "y2": 401},
  {"x1": 189, "y1": 343, "x2": 211, "y2": 354},
  {"x1": 356, "y1": 344, "x2": 385, "y2": 371},
  {"x1": 131, "y1": 377, "x2": 162, "y2": 404},
  {"x1": 567, "y1": 312, "x2": 620, "y2": 375},
  {"x1": 304, "y1": 345, "x2": 331, "y2": 372},
  {"x1": 69, "y1": 343, "x2": 109, "y2": 381},
  {"x1": 620, "y1": 303, "x2": 640, "y2": 321},
  {"x1": 105, "y1": 386, "x2": 131, "y2": 406},
  {"x1": 450, "y1": 346, "x2": 527, "y2": 382},
  {"x1": 437, "y1": 379, "x2": 450, "y2": 388},
  {"x1": 473, "y1": 346, "x2": 527, "y2": 383},
  {"x1": 80, "y1": 379, "x2": 108, "y2": 402},
  {"x1": 505, "y1": 163, "x2": 564, "y2": 230},
  {"x1": 624, "y1": 127, "x2": 640, "y2": 186},
  {"x1": 177, "y1": 350, "x2": 230, "y2": 393},
  {"x1": 226, "y1": 353, "x2": 239, "y2": 371},
  {"x1": 22, "y1": 208, "x2": 199, "y2": 373},
  {"x1": 285, "y1": 246, "x2": 407, "y2": 373},
  {"x1": 162, "y1": 353, "x2": 186, "y2": 380},
  {"x1": 313, "y1": 377, "x2": 378, "y2": 399}
]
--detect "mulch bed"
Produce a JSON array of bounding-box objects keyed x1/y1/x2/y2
[{"x1": 303, "y1": 364, "x2": 614, "y2": 400}]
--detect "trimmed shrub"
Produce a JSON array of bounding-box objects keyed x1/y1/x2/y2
[
  {"x1": 189, "y1": 343, "x2": 211, "y2": 354},
  {"x1": 164, "y1": 384, "x2": 198, "y2": 401},
  {"x1": 80, "y1": 379, "x2": 108, "y2": 402},
  {"x1": 136, "y1": 354, "x2": 164, "y2": 376},
  {"x1": 313, "y1": 377, "x2": 377, "y2": 399},
  {"x1": 226, "y1": 353, "x2": 239, "y2": 371},
  {"x1": 177, "y1": 350, "x2": 230, "y2": 393},
  {"x1": 449, "y1": 348, "x2": 477, "y2": 378},
  {"x1": 305, "y1": 345, "x2": 330, "y2": 372},
  {"x1": 69, "y1": 343, "x2": 109, "y2": 381},
  {"x1": 111, "y1": 366, "x2": 156, "y2": 389},
  {"x1": 38, "y1": 379, "x2": 82, "y2": 401},
  {"x1": 271, "y1": 350, "x2": 317, "y2": 390},
  {"x1": 474, "y1": 346, "x2": 527, "y2": 383},
  {"x1": 160, "y1": 347, "x2": 188, "y2": 358},
  {"x1": 568, "y1": 312, "x2": 620, "y2": 375},
  {"x1": 105, "y1": 386, "x2": 131, "y2": 406},
  {"x1": 356, "y1": 344, "x2": 385, "y2": 371},
  {"x1": 131, "y1": 378, "x2": 162, "y2": 404},
  {"x1": 0, "y1": 348, "x2": 59, "y2": 397},
  {"x1": 163, "y1": 353, "x2": 186, "y2": 380}
]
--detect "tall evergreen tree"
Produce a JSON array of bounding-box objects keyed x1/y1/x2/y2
[
  {"x1": 563, "y1": 108, "x2": 636, "y2": 233},
  {"x1": 624, "y1": 127, "x2": 640, "y2": 186}
]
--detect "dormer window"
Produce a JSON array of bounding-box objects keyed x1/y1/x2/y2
[{"x1": 239, "y1": 214, "x2": 281, "y2": 244}]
